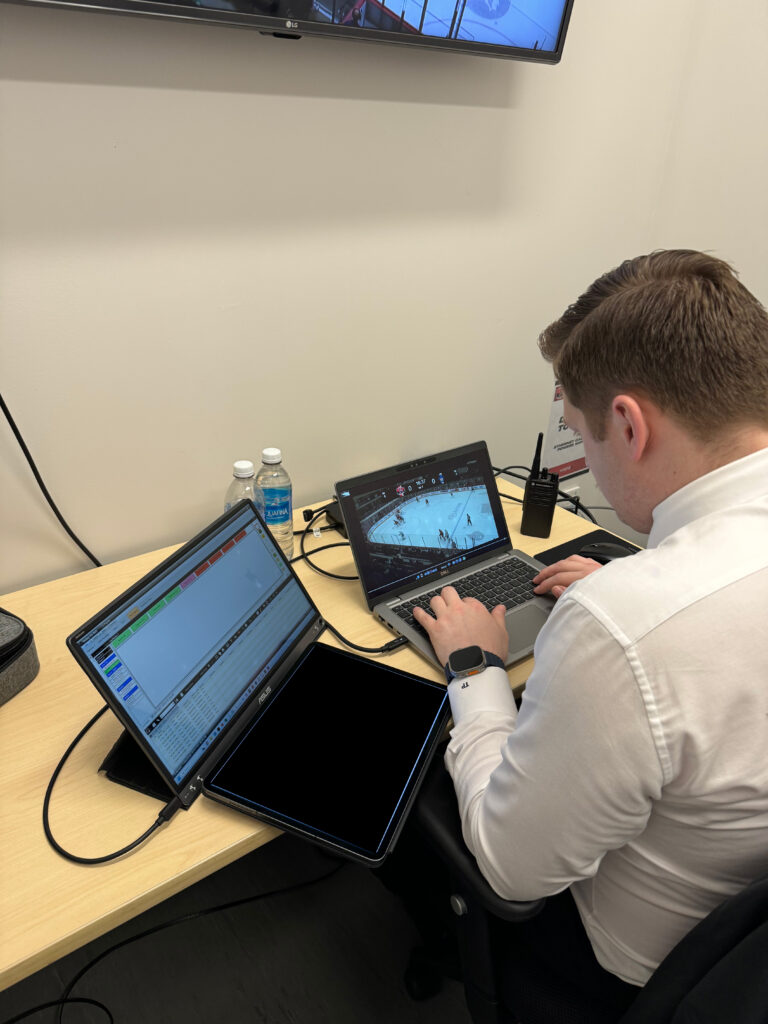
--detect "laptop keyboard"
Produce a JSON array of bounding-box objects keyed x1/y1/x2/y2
[{"x1": 395, "y1": 557, "x2": 539, "y2": 635}]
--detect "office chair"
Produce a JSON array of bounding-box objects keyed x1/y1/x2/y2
[{"x1": 411, "y1": 752, "x2": 768, "y2": 1024}]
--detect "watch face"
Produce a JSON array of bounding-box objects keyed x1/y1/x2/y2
[{"x1": 449, "y1": 645, "x2": 484, "y2": 675}]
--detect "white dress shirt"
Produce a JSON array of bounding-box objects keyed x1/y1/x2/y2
[{"x1": 444, "y1": 446, "x2": 768, "y2": 985}]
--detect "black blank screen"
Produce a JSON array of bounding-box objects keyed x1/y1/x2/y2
[{"x1": 205, "y1": 643, "x2": 448, "y2": 860}]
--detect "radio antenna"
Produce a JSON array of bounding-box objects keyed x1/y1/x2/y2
[{"x1": 530, "y1": 432, "x2": 543, "y2": 478}]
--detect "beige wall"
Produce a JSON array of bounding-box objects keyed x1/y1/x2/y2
[{"x1": 1, "y1": 0, "x2": 767, "y2": 593}]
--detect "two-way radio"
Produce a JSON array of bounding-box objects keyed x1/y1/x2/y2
[{"x1": 520, "y1": 432, "x2": 559, "y2": 538}]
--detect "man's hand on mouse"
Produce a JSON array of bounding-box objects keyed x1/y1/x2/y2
[
  {"x1": 413, "y1": 585, "x2": 509, "y2": 668},
  {"x1": 532, "y1": 555, "x2": 602, "y2": 599}
]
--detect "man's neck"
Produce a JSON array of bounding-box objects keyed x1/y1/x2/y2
[
  {"x1": 698, "y1": 425, "x2": 768, "y2": 475},
  {"x1": 643, "y1": 421, "x2": 768, "y2": 521}
]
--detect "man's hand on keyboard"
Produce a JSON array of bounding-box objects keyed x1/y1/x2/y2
[
  {"x1": 412, "y1": 585, "x2": 509, "y2": 668},
  {"x1": 532, "y1": 555, "x2": 602, "y2": 600}
]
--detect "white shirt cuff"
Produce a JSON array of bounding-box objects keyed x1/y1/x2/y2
[{"x1": 446, "y1": 665, "x2": 517, "y2": 723}]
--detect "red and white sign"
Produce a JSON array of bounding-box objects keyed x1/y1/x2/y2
[{"x1": 542, "y1": 380, "x2": 587, "y2": 480}]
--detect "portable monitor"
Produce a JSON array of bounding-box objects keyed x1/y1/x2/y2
[{"x1": 67, "y1": 502, "x2": 450, "y2": 866}]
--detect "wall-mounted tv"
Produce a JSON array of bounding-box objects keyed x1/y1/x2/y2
[{"x1": 8, "y1": 0, "x2": 574, "y2": 62}]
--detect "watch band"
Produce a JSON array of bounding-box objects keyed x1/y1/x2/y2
[{"x1": 482, "y1": 651, "x2": 505, "y2": 670}]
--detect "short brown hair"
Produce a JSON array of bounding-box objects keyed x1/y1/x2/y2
[{"x1": 538, "y1": 249, "x2": 768, "y2": 440}]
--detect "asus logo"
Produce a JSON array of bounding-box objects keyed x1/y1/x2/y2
[{"x1": 258, "y1": 685, "x2": 272, "y2": 705}]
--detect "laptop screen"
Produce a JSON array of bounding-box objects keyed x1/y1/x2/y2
[
  {"x1": 68, "y1": 502, "x2": 318, "y2": 792},
  {"x1": 335, "y1": 441, "x2": 511, "y2": 606}
]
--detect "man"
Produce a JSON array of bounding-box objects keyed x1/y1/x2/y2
[{"x1": 413, "y1": 250, "x2": 768, "y2": 1015}]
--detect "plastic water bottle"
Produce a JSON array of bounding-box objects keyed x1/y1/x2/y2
[
  {"x1": 255, "y1": 448, "x2": 294, "y2": 559},
  {"x1": 224, "y1": 460, "x2": 264, "y2": 514}
]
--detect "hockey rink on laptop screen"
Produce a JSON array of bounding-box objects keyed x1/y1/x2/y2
[{"x1": 364, "y1": 483, "x2": 499, "y2": 552}]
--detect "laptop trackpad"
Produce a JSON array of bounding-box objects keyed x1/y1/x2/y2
[{"x1": 506, "y1": 603, "x2": 549, "y2": 650}]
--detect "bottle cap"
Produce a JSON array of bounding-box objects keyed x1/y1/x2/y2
[
  {"x1": 261, "y1": 448, "x2": 282, "y2": 464},
  {"x1": 233, "y1": 460, "x2": 255, "y2": 478}
]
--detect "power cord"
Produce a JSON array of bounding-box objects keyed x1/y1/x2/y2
[
  {"x1": 42, "y1": 706, "x2": 181, "y2": 865},
  {"x1": 2, "y1": 998, "x2": 113, "y2": 1024},
  {"x1": 0, "y1": 858, "x2": 346, "y2": 1024},
  {"x1": 556, "y1": 490, "x2": 598, "y2": 524},
  {"x1": 494, "y1": 464, "x2": 531, "y2": 481},
  {"x1": 53, "y1": 859, "x2": 345, "y2": 1024},
  {"x1": 1, "y1": 391, "x2": 102, "y2": 568},
  {"x1": 498, "y1": 492, "x2": 523, "y2": 504},
  {"x1": 324, "y1": 622, "x2": 408, "y2": 656},
  {"x1": 294, "y1": 504, "x2": 359, "y2": 581},
  {"x1": 293, "y1": 539, "x2": 354, "y2": 574}
]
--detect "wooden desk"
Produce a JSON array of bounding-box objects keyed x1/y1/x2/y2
[{"x1": 0, "y1": 487, "x2": 592, "y2": 991}]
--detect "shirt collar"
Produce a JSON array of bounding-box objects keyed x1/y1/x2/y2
[{"x1": 648, "y1": 445, "x2": 768, "y2": 547}]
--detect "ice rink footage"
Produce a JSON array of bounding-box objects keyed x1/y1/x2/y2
[
  {"x1": 366, "y1": 485, "x2": 497, "y2": 551},
  {"x1": 390, "y1": 0, "x2": 563, "y2": 49}
]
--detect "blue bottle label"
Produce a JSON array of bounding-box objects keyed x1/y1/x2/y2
[{"x1": 263, "y1": 487, "x2": 291, "y2": 524}]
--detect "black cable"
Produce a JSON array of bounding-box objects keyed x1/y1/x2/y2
[
  {"x1": 0, "y1": 391, "x2": 102, "y2": 568},
  {"x1": 298, "y1": 506, "x2": 358, "y2": 581},
  {"x1": 323, "y1": 621, "x2": 408, "y2": 656},
  {"x1": 43, "y1": 706, "x2": 181, "y2": 865},
  {"x1": 55, "y1": 860, "x2": 345, "y2": 1024},
  {"x1": 1, "y1": 998, "x2": 113, "y2": 1024},
  {"x1": 498, "y1": 492, "x2": 523, "y2": 504},
  {"x1": 291, "y1": 540, "x2": 352, "y2": 567},
  {"x1": 293, "y1": 524, "x2": 335, "y2": 535},
  {"x1": 299, "y1": 504, "x2": 336, "y2": 524},
  {"x1": 556, "y1": 490, "x2": 598, "y2": 524},
  {"x1": 493, "y1": 464, "x2": 532, "y2": 480}
]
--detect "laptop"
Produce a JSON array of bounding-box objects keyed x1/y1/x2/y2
[
  {"x1": 335, "y1": 441, "x2": 553, "y2": 667},
  {"x1": 66, "y1": 501, "x2": 450, "y2": 866}
]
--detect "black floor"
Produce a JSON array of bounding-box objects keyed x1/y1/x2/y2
[{"x1": 0, "y1": 834, "x2": 472, "y2": 1024}]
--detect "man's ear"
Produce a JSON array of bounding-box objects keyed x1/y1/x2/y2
[{"x1": 610, "y1": 394, "x2": 651, "y2": 462}]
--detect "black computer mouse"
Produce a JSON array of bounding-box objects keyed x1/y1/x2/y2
[{"x1": 578, "y1": 541, "x2": 636, "y2": 565}]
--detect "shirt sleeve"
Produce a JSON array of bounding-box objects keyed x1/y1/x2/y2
[{"x1": 444, "y1": 593, "x2": 665, "y2": 902}]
